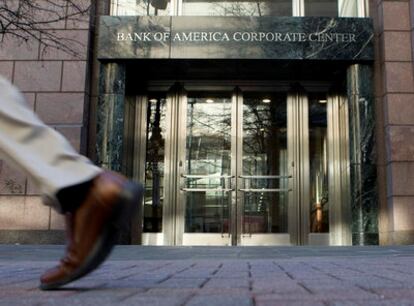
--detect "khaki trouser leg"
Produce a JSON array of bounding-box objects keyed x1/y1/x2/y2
[{"x1": 0, "y1": 75, "x2": 101, "y2": 211}]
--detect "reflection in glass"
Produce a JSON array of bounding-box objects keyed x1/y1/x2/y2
[
  {"x1": 111, "y1": 0, "x2": 170, "y2": 16},
  {"x1": 184, "y1": 94, "x2": 232, "y2": 233},
  {"x1": 144, "y1": 96, "x2": 166, "y2": 232},
  {"x1": 242, "y1": 93, "x2": 288, "y2": 233},
  {"x1": 305, "y1": 0, "x2": 338, "y2": 16},
  {"x1": 309, "y1": 94, "x2": 329, "y2": 233},
  {"x1": 182, "y1": 0, "x2": 291, "y2": 16}
]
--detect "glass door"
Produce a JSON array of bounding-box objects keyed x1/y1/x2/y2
[
  {"x1": 134, "y1": 83, "x2": 351, "y2": 246},
  {"x1": 238, "y1": 91, "x2": 291, "y2": 245},
  {"x1": 179, "y1": 92, "x2": 234, "y2": 245}
]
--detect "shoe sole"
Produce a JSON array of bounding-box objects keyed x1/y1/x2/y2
[{"x1": 39, "y1": 181, "x2": 144, "y2": 290}]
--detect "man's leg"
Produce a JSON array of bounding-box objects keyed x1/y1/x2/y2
[
  {"x1": 0, "y1": 76, "x2": 101, "y2": 211},
  {"x1": 0, "y1": 75, "x2": 143, "y2": 289}
]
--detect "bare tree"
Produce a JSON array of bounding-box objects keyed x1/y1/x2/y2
[{"x1": 0, "y1": 0, "x2": 92, "y2": 58}]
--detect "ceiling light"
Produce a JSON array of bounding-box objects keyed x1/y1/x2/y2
[
  {"x1": 318, "y1": 99, "x2": 327, "y2": 104},
  {"x1": 262, "y1": 99, "x2": 271, "y2": 103},
  {"x1": 206, "y1": 99, "x2": 214, "y2": 103},
  {"x1": 149, "y1": 99, "x2": 158, "y2": 103}
]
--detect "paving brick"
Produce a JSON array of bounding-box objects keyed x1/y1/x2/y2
[
  {"x1": 256, "y1": 300, "x2": 325, "y2": 306},
  {"x1": 156, "y1": 277, "x2": 207, "y2": 288},
  {"x1": 328, "y1": 301, "x2": 414, "y2": 306},
  {"x1": 2, "y1": 247, "x2": 414, "y2": 305},
  {"x1": 186, "y1": 295, "x2": 253, "y2": 306},
  {"x1": 252, "y1": 278, "x2": 307, "y2": 294},
  {"x1": 203, "y1": 277, "x2": 250, "y2": 289},
  {"x1": 211, "y1": 271, "x2": 249, "y2": 278},
  {"x1": 372, "y1": 288, "x2": 414, "y2": 299},
  {"x1": 122, "y1": 295, "x2": 188, "y2": 306}
]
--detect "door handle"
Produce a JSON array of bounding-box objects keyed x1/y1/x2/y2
[{"x1": 239, "y1": 188, "x2": 291, "y2": 193}]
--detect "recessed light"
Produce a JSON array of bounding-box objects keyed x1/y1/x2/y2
[
  {"x1": 206, "y1": 99, "x2": 214, "y2": 103},
  {"x1": 149, "y1": 99, "x2": 158, "y2": 103},
  {"x1": 262, "y1": 99, "x2": 271, "y2": 103},
  {"x1": 318, "y1": 99, "x2": 327, "y2": 104}
]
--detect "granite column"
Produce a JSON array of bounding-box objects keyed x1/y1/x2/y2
[
  {"x1": 96, "y1": 62, "x2": 126, "y2": 172},
  {"x1": 347, "y1": 64, "x2": 379, "y2": 245}
]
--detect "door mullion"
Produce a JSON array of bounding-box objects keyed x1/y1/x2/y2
[
  {"x1": 300, "y1": 94, "x2": 310, "y2": 245},
  {"x1": 132, "y1": 95, "x2": 148, "y2": 244},
  {"x1": 233, "y1": 87, "x2": 242, "y2": 246},
  {"x1": 164, "y1": 84, "x2": 187, "y2": 246}
]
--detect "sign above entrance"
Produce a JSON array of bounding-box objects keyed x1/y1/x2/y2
[{"x1": 98, "y1": 16, "x2": 374, "y2": 61}]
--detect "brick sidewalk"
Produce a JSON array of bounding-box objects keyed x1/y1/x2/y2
[{"x1": 1, "y1": 246, "x2": 414, "y2": 305}]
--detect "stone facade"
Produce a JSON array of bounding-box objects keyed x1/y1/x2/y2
[
  {"x1": 1, "y1": 0, "x2": 414, "y2": 245},
  {"x1": 0, "y1": 0, "x2": 92, "y2": 239},
  {"x1": 374, "y1": 0, "x2": 414, "y2": 244}
]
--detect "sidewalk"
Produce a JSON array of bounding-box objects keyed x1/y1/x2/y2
[{"x1": 1, "y1": 245, "x2": 414, "y2": 305}]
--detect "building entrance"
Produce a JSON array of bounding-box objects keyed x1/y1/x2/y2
[{"x1": 132, "y1": 82, "x2": 351, "y2": 246}]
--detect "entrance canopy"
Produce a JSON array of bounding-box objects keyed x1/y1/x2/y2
[{"x1": 98, "y1": 16, "x2": 374, "y2": 61}]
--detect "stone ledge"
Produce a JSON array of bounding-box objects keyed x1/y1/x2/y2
[
  {"x1": 392, "y1": 230, "x2": 414, "y2": 245},
  {"x1": 0, "y1": 230, "x2": 64, "y2": 244}
]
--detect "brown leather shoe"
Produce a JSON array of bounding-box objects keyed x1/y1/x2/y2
[{"x1": 39, "y1": 171, "x2": 143, "y2": 290}]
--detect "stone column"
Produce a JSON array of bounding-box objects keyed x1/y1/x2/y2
[
  {"x1": 347, "y1": 64, "x2": 379, "y2": 245},
  {"x1": 96, "y1": 62, "x2": 126, "y2": 172}
]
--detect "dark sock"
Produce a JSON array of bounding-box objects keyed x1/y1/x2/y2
[{"x1": 56, "y1": 180, "x2": 93, "y2": 213}]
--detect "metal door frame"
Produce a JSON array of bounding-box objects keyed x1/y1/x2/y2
[{"x1": 133, "y1": 81, "x2": 351, "y2": 246}]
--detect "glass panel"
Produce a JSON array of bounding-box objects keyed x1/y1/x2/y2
[
  {"x1": 184, "y1": 93, "x2": 232, "y2": 233},
  {"x1": 338, "y1": 0, "x2": 358, "y2": 17},
  {"x1": 144, "y1": 95, "x2": 166, "y2": 232},
  {"x1": 182, "y1": 0, "x2": 292, "y2": 16},
  {"x1": 111, "y1": 0, "x2": 170, "y2": 16},
  {"x1": 305, "y1": 0, "x2": 338, "y2": 16},
  {"x1": 309, "y1": 94, "x2": 329, "y2": 233},
  {"x1": 242, "y1": 93, "x2": 288, "y2": 233}
]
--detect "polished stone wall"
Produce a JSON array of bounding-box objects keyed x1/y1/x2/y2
[
  {"x1": 0, "y1": 0, "x2": 93, "y2": 241},
  {"x1": 373, "y1": 0, "x2": 414, "y2": 244},
  {"x1": 347, "y1": 64, "x2": 378, "y2": 245}
]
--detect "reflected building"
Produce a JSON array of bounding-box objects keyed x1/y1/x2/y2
[{"x1": 0, "y1": 0, "x2": 412, "y2": 246}]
